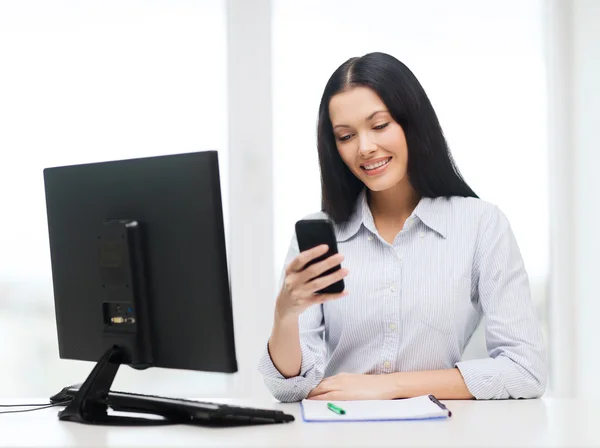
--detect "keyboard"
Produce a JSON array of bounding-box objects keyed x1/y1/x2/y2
[{"x1": 52, "y1": 386, "x2": 295, "y2": 426}]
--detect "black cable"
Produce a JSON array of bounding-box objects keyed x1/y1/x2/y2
[{"x1": 0, "y1": 402, "x2": 65, "y2": 414}]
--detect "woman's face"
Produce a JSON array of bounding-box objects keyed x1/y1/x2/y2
[{"x1": 329, "y1": 86, "x2": 409, "y2": 192}]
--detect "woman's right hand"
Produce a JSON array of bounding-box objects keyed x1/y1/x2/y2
[{"x1": 275, "y1": 244, "x2": 349, "y2": 319}]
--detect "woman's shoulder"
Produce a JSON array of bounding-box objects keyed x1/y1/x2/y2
[
  {"x1": 432, "y1": 195, "x2": 511, "y2": 234},
  {"x1": 443, "y1": 195, "x2": 499, "y2": 214}
]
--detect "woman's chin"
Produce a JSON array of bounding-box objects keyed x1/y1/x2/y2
[{"x1": 362, "y1": 176, "x2": 400, "y2": 192}]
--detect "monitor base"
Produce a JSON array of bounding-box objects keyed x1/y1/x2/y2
[{"x1": 58, "y1": 345, "x2": 175, "y2": 426}]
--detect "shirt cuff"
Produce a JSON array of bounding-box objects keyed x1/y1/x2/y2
[
  {"x1": 258, "y1": 342, "x2": 320, "y2": 402},
  {"x1": 455, "y1": 358, "x2": 509, "y2": 399}
]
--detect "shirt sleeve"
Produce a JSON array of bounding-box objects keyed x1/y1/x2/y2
[
  {"x1": 455, "y1": 205, "x2": 548, "y2": 399},
  {"x1": 257, "y1": 234, "x2": 327, "y2": 402}
]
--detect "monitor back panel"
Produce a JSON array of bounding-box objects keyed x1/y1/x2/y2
[{"x1": 43, "y1": 151, "x2": 237, "y2": 373}]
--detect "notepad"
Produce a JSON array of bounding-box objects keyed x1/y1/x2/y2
[{"x1": 300, "y1": 395, "x2": 451, "y2": 422}]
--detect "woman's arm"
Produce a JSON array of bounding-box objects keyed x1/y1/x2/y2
[
  {"x1": 268, "y1": 310, "x2": 303, "y2": 378},
  {"x1": 453, "y1": 205, "x2": 547, "y2": 399},
  {"x1": 258, "y1": 231, "x2": 348, "y2": 403},
  {"x1": 390, "y1": 368, "x2": 474, "y2": 399},
  {"x1": 307, "y1": 368, "x2": 474, "y2": 401},
  {"x1": 259, "y1": 301, "x2": 328, "y2": 403},
  {"x1": 258, "y1": 237, "x2": 325, "y2": 402}
]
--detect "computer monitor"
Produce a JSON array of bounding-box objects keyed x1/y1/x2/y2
[{"x1": 43, "y1": 151, "x2": 237, "y2": 424}]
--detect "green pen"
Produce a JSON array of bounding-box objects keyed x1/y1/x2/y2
[{"x1": 327, "y1": 402, "x2": 346, "y2": 415}]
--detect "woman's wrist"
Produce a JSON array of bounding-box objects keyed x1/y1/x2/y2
[
  {"x1": 386, "y1": 369, "x2": 474, "y2": 400},
  {"x1": 273, "y1": 308, "x2": 299, "y2": 330},
  {"x1": 274, "y1": 293, "x2": 300, "y2": 322},
  {"x1": 386, "y1": 372, "x2": 405, "y2": 399}
]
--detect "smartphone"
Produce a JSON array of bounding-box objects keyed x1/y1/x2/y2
[{"x1": 295, "y1": 219, "x2": 345, "y2": 294}]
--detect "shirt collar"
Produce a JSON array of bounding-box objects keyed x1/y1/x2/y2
[
  {"x1": 335, "y1": 189, "x2": 370, "y2": 242},
  {"x1": 412, "y1": 196, "x2": 448, "y2": 239},
  {"x1": 335, "y1": 189, "x2": 448, "y2": 241}
]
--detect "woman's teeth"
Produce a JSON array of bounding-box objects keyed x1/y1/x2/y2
[{"x1": 363, "y1": 158, "x2": 391, "y2": 170}]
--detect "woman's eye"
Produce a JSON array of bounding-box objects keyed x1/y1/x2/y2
[
  {"x1": 374, "y1": 123, "x2": 389, "y2": 130},
  {"x1": 338, "y1": 134, "x2": 352, "y2": 142}
]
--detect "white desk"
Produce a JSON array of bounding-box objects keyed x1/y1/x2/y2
[{"x1": 0, "y1": 398, "x2": 598, "y2": 447}]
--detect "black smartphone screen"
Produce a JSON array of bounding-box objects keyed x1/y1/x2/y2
[{"x1": 295, "y1": 219, "x2": 344, "y2": 294}]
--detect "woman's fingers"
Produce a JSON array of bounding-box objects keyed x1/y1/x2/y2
[
  {"x1": 305, "y1": 268, "x2": 348, "y2": 294},
  {"x1": 286, "y1": 244, "x2": 329, "y2": 274}
]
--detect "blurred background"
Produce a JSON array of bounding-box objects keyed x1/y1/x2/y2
[{"x1": 0, "y1": 0, "x2": 597, "y2": 400}]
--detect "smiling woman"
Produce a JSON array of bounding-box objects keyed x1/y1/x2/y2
[
  {"x1": 259, "y1": 52, "x2": 547, "y2": 403},
  {"x1": 331, "y1": 93, "x2": 407, "y2": 184},
  {"x1": 317, "y1": 53, "x2": 477, "y2": 226}
]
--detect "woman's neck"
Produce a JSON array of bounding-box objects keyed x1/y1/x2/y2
[{"x1": 367, "y1": 180, "x2": 421, "y2": 223}]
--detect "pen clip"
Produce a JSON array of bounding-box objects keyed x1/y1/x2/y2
[{"x1": 428, "y1": 395, "x2": 452, "y2": 417}]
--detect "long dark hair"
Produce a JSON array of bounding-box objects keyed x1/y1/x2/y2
[{"x1": 317, "y1": 52, "x2": 478, "y2": 223}]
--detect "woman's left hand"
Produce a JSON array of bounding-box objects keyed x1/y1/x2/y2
[{"x1": 307, "y1": 373, "x2": 396, "y2": 400}]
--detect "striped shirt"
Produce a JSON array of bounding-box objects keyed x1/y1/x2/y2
[{"x1": 259, "y1": 189, "x2": 547, "y2": 402}]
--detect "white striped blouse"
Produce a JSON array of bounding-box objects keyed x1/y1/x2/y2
[{"x1": 258, "y1": 189, "x2": 547, "y2": 402}]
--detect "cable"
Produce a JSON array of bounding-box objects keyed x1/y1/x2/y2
[
  {"x1": 0, "y1": 403, "x2": 55, "y2": 407},
  {"x1": 0, "y1": 402, "x2": 65, "y2": 414}
]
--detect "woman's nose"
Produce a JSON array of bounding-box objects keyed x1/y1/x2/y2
[{"x1": 358, "y1": 133, "x2": 377, "y2": 156}]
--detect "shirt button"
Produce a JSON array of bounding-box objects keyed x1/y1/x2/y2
[
  {"x1": 384, "y1": 361, "x2": 391, "y2": 368},
  {"x1": 389, "y1": 285, "x2": 396, "y2": 293},
  {"x1": 389, "y1": 323, "x2": 396, "y2": 331},
  {"x1": 419, "y1": 231, "x2": 425, "y2": 238},
  {"x1": 367, "y1": 235, "x2": 373, "y2": 241}
]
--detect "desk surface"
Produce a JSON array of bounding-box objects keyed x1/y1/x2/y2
[{"x1": 0, "y1": 398, "x2": 598, "y2": 447}]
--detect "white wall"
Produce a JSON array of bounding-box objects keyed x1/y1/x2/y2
[
  {"x1": 546, "y1": 0, "x2": 600, "y2": 399},
  {"x1": 545, "y1": 0, "x2": 576, "y2": 399},
  {"x1": 572, "y1": 0, "x2": 600, "y2": 398}
]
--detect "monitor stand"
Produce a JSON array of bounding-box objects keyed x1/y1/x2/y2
[{"x1": 58, "y1": 345, "x2": 177, "y2": 425}]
